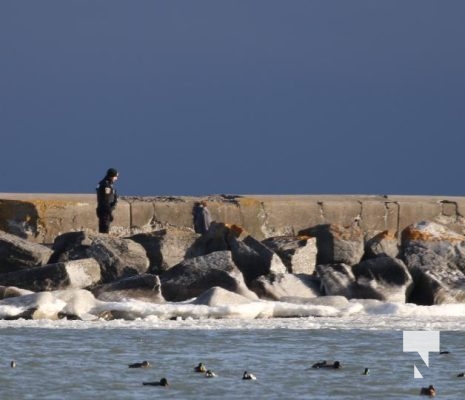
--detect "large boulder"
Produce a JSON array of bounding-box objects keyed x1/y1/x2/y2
[
  {"x1": 129, "y1": 227, "x2": 199, "y2": 274},
  {"x1": 352, "y1": 256, "x2": 413, "y2": 303},
  {"x1": 261, "y1": 236, "x2": 317, "y2": 274},
  {"x1": 49, "y1": 231, "x2": 97, "y2": 263},
  {"x1": 315, "y1": 259, "x2": 412, "y2": 302},
  {"x1": 186, "y1": 223, "x2": 287, "y2": 283},
  {"x1": 90, "y1": 274, "x2": 165, "y2": 303},
  {"x1": 402, "y1": 221, "x2": 465, "y2": 272},
  {"x1": 0, "y1": 258, "x2": 101, "y2": 292},
  {"x1": 160, "y1": 251, "x2": 258, "y2": 302},
  {"x1": 50, "y1": 231, "x2": 150, "y2": 283},
  {"x1": 0, "y1": 230, "x2": 53, "y2": 273},
  {"x1": 186, "y1": 222, "x2": 231, "y2": 256},
  {"x1": 407, "y1": 262, "x2": 465, "y2": 305},
  {"x1": 364, "y1": 230, "x2": 399, "y2": 259},
  {"x1": 299, "y1": 224, "x2": 364, "y2": 266},
  {"x1": 402, "y1": 220, "x2": 465, "y2": 304},
  {"x1": 87, "y1": 237, "x2": 150, "y2": 282},
  {"x1": 230, "y1": 234, "x2": 287, "y2": 283},
  {"x1": 249, "y1": 273, "x2": 321, "y2": 300},
  {"x1": 315, "y1": 263, "x2": 356, "y2": 299}
]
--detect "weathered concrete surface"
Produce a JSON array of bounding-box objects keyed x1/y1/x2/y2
[
  {"x1": 0, "y1": 194, "x2": 130, "y2": 243},
  {"x1": 1, "y1": 193, "x2": 465, "y2": 244}
]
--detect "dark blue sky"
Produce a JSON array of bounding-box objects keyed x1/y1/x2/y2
[{"x1": 1, "y1": 1, "x2": 464, "y2": 196}]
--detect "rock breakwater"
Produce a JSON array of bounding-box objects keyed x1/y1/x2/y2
[{"x1": 1, "y1": 193, "x2": 465, "y2": 320}]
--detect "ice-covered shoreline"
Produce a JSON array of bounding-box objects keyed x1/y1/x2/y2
[{"x1": 2, "y1": 291, "x2": 465, "y2": 331}]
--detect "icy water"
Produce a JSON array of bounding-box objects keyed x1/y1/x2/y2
[{"x1": 1, "y1": 316, "x2": 465, "y2": 399}]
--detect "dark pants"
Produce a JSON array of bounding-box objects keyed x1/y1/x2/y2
[{"x1": 97, "y1": 208, "x2": 112, "y2": 233}]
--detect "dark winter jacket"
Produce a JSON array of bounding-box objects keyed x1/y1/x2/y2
[{"x1": 96, "y1": 177, "x2": 118, "y2": 215}]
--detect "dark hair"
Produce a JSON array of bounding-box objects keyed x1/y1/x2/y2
[{"x1": 106, "y1": 168, "x2": 118, "y2": 177}]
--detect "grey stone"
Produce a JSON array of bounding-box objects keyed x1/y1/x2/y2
[
  {"x1": 315, "y1": 259, "x2": 412, "y2": 302},
  {"x1": 299, "y1": 224, "x2": 364, "y2": 266},
  {"x1": 187, "y1": 222, "x2": 287, "y2": 283},
  {"x1": 129, "y1": 227, "x2": 199, "y2": 274},
  {"x1": 402, "y1": 221, "x2": 465, "y2": 304},
  {"x1": 408, "y1": 263, "x2": 465, "y2": 305},
  {"x1": 315, "y1": 263, "x2": 356, "y2": 298},
  {"x1": 187, "y1": 222, "x2": 231, "y2": 255},
  {"x1": 160, "y1": 251, "x2": 258, "y2": 302},
  {"x1": 364, "y1": 230, "x2": 399, "y2": 259},
  {"x1": 51, "y1": 231, "x2": 150, "y2": 283},
  {"x1": 87, "y1": 237, "x2": 150, "y2": 282},
  {"x1": 230, "y1": 235, "x2": 287, "y2": 283},
  {"x1": 402, "y1": 221, "x2": 465, "y2": 272},
  {"x1": 249, "y1": 273, "x2": 321, "y2": 300},
  {"x1": 91, "y1": 274, "x2": 165, "y2": 303},
  {"x1": 0, "y1": 258, "x2": 101, "y2": 291},
  {"x1": 0, "y1": 230, "x2": 53, "y2": 273},
  {"x1": 50, "y1": 231, "x2": 98, "y2": 263},
  {"x1": 352, "y1": 256, "x2": 413, "y2": 303},
  {"x1": 262, "y1": 235, "x2": 317, "y2": 274}
]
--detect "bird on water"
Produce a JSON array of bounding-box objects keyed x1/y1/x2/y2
[
  {"x1": 128, "y1": 360, "x2": 151, "y2": 368},
  {"x1": 242, "y1": 371, "x2": 257, "y2": 380},
  {"x1": 142, "y1": 378, "x2": 169, "y2": 387}
]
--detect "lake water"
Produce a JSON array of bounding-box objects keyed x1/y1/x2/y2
[{"x1": 1, "y1": 314, "x2": 465, "y2": 399}]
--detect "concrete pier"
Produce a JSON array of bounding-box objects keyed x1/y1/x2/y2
[{"x1": 1, "y1": 193, "x2": 464, "y2": 244}]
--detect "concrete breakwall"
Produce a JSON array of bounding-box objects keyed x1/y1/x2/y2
[{"x1": 1, "y1": 193, "x2": 465, "y2": 244}]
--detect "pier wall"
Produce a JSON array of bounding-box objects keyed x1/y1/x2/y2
[{"x1": 1, "y1": 193, "x2": 464, "y2": 244}]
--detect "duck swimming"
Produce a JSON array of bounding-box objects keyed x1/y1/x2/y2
[
  {"x1": 311, "y1": 361, "x2": 342, "y2": 369},
  {"x1": 10, "y1": 360, "x2": 16, "y2": 368},
  {"x1": 362, "y1": 368, "x2": 369, "y2": 375},
  {"x1": 142, "y1": 378, "x2": 169, "y2": 387},
  {"x1": 205, "y1": 370, "x2": 217, "y2": 378},
  {"x1": 194, "y1": 363, "x2": 207, "y2": 372},
  {"x1": 242, "y1": 371, "x2": 257, "y2": 380},
  {"x1": 419, "y1": 385, "x2": 436, "y2": 396},
  {"x1": 128, "y1": 361, "x2": 151, "y2": 368},
  {"x1": 457, "y1": 372, "x2": 465, "y2": 377}
]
